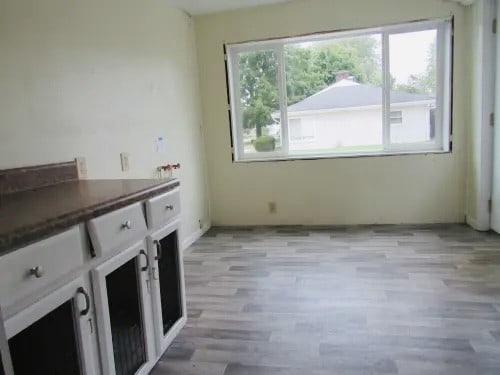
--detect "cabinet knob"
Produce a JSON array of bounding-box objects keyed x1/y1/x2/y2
[
  {"x1": 165, "y1": 205, "x2": 174, "y2": 211},
  {"x1": 121, "y1": 220, "x2": 132, "y2": 230},
  {"x1": 29, "y1": 266, "x2": 44, "y2": 278}
]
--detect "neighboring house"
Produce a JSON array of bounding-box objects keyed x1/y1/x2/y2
[{"x1": 273, "y1": 79, "x2": 435, "y2": 151}]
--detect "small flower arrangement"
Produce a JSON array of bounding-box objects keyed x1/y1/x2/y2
[{"x1": 157, "y1": 163, "x2": 181, "y2": 178}]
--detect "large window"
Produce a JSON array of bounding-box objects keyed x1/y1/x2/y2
[{"x1": 226, "y1": 18, "x2": 453, "y2": 161}]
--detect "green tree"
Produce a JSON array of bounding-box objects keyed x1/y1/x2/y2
[
  {"x1": 239, "y1": 50, "x2": 279, "y2": 137},
  {"x1": 238, "y1": 36, "x2": 382, "y2": 137}
]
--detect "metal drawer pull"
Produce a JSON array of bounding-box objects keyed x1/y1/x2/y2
[
  {"x1": 165, "y1": 205, "x2": 174, "y2": 211},
  {"x1": 29, "y1": 266, "x2": 44, "y2": 278},
  {"x1": 140, "y1": 250, "x2": 149, "y2": 272},
  {"x1": 154, "y1": 240, "x2": 162, "y2": 261},
  {"x1": 77, "y1": 287, "x2": 91, "y2": 316},
  {"x1": 121, "y1": 220, "x2": 132, "y2": 230}
]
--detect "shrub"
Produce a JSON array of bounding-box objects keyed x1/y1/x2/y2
[{"x1": 254, "y1": 135, "x2": 276, "y2": 152}]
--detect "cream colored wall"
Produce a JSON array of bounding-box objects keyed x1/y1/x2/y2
[
  {"x1": 196, "y1": 0, "x2": 468, "y2": 226},
  {"x1": 465, "y1": 0, "x2": 495, "y2": 231},
  {"x1": 0, "y1": 0, "x2": 210, "y2": 242}
]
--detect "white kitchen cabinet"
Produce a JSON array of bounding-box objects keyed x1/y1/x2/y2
[
  {"x1": 0, "y1": 307, "x2": 13, "y2": 375},
  {"x1": 88, "y1": 203, "x2": 148, "y2": 258},
  {"x1": 147, "y1": 219, "x2": 187, "y2": 357},
  {"x1": 92, "y1": 240, "x2": 156, "y2": 375},
  {"x1": 4, "y1": 276, "x2": 98, "y2": 375},
  {"x1": 145, "y1": 188, "x2": 181, "y2": 229},
  {"x1": 0, "y1": 182, "x2": 186, "y2": 375},
  {"x1": 0, "y1": 226, "x2": 83, "y2": 310}
]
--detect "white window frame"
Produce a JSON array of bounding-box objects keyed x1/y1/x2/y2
[{"x1": 226, "y1": 18, "x2": 453, "y2": 162}]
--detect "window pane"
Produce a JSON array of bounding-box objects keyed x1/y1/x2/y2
[
  {"x1": 389, "y1": 29, "x2": 437, "y2": 145},
  {"x1": 236, "y1": 49, "x2": 282, "y2": 156},
  {"x1": 284, "y1": 34, "x2": 383, "y2": 155}
]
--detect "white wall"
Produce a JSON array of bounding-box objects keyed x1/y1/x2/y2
[
  {"x1": 466, "y1": 0, "x2": 496, "y2": 231},
  {"x1": 0, "y1": 0, "x2": 210, "y2": 242},
  {"x1": 196, "y1": 0, "x2": 468, "y2": 226},
  {"x1": 290, "y1": 104, "x2": 430, "y2": 151}
]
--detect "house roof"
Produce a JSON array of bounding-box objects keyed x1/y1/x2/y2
[{"x1": 287, "y1": 79, "x2": 434, "y2": 113}]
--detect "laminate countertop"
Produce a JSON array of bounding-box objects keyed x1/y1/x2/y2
[{"x1": 0, "y1": 178, "x2": 179, "y2": 256}]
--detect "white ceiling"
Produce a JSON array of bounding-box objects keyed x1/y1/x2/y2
[{"x1": 167, "y1": 0, "x2": 293, "y2": 16}]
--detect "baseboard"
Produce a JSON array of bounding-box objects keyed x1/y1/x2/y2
[
  {"x1": 181, "y1": 224, "x2": 211, "y2": 251},
  {"x1": 466, "y1": 215, "x2": 490, "y2": 232}
]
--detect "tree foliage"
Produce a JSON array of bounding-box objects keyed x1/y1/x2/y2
[
  {"x1": 238, "y1": 37, "x2": 382, "y2": 136},
  {"x1": 394, "y1": 39, "x2": 436, "y2": 95}
]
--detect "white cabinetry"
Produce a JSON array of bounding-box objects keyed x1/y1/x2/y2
[
  {"x1": 4, "y1": 276, "x2": 98, "y2": 375},
  {"x1": 147, "y1": 219, "x2": 187, "y2": 357},
  {"x1": 92, "y1": 241, "x2": 156, "y2": 375},
  {"x1": 0, "y1": 307, "x2": 13, "y2": 375},
  {"x1": 0, "y1": 183, "x2": 185, "y2": 375},
  {"x1": 0, "y1": 227, "x2": 83, "y2": 309}
]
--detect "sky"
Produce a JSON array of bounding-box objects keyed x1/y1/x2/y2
[{"x1": 389, "y1": 30, "x2": 436, "y2": 84}]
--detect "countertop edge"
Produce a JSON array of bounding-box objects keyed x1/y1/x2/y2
[{"x1": 0, "y1": 179, "x2": 180, "y2": 256}]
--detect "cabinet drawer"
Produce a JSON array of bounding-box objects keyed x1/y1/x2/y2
[
  {"x1": 87, "y1": 203, "x2": 147, "y2": 257},
  {"x1": 145, "y1": 189, "x2": 180, "y2": 229},
  {"x1": 0, "y1": 227, "x2": 84, "y2": 309}
]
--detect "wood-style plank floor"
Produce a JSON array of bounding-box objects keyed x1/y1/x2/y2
[{"x1": 151, "y1": 224, "x2": 500, "y2": 375}]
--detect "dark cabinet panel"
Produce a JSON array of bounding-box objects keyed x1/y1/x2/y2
[
  {"x1": 8, "y1": 300, "x2": 81, "y2": 375},
  {"x1": 158, "y1": 231, "x2": 183, "y2": 335}
]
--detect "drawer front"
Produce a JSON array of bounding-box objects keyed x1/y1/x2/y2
[
  {"x1": 146, "y1": 189, "x2": 180, "y2": 229},
  {"x1": 87, "y1": 203, "x2": 147, "y2": 256},
  {"x1": 0, "y1": 227, "x2": 84, "y2": 309}
]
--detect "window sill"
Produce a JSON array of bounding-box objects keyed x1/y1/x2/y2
[{"x1": 233, "y1": 148, "x2": 451, "y2": 163}]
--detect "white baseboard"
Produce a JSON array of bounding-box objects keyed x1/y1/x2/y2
[
  {"x1": 182, "y1": 224, "x2": 211, "y2": 251},
  {"x1": 466, "y1": 215, "x2": 490, "y2": 232}
]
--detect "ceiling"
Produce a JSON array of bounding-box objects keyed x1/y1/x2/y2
[{"x1": 166, "y1": 0, "x2": 294, "y2": 15}]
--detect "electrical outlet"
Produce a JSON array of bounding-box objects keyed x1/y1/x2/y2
[
  {"x1": 199, "y1": 219, "x2": 203, "y2": 229},
  {"x1": 120, "y1": 153, "x2": 130, "y2": 172},
  {"x1": 75, "y1": 157, "x2": 87, "y2": 179},
  {"x1": 269, "y1": 202, "x2": 277, "y2": 214}
]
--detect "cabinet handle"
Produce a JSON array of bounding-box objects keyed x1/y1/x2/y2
[
  {"x1": 139, "y1": 250, "x2": 149, "y2": 272},
  {"x1": 77, "y1": 287, "x2": 91, "y2": 316},
  {"x1": 29, "y1": 266, "x2": 44, "y2": 278},
  {"x1": 121, "y1": 220, "x2": 132, "y2": 230},
  {"x1": 154, "y1": 240, "x2": 162, "y2": 261},
  {"x1": 165, "y1": 205, "x2": 174, "y2": 211}
]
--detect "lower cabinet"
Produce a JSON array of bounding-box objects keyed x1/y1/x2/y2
[
  {"x1": 147, "y1": 220, "x2": 187, "y2": 357},
  {"x1": 0, "y1": 307, "x2": 13, "y2": 375},
  {"x1": 92, "y1": 240, "x2": 156, "y2": 375},
  {"x1": 0, "y1": 192, "x2": 187, "y2": 375},
  {"x1": 3, "y1": 277, "x2": 98, "y2": 375}
]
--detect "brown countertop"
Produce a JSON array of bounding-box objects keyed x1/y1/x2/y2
[{"x1": 0, "y1": 178, "x2": 179, "y2": 255}]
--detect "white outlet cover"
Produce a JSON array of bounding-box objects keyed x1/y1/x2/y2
[{"x1": 156, "y1": 137, "x2": 166, "y2": 153}]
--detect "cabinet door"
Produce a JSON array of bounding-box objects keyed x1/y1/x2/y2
[
  {"x1": 147, "y1": 220, "x2": 187, "y2": 358},
  {"x1": 92, "y1": 240, "x2": 155, "y2": 375},
  {"x1": 4, "y1": 277, "x2": 98, "y2": 375},
  {"x1": 0, "y1": 307, "x2": 13, "y2": 375}
]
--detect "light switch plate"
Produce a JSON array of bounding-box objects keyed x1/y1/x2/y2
[
  {"x1": 120, "y1": 153, "x2": 130, "y2": 172},
  {"x1": 75, "y1": 157, "x2": 87, "y2": 179}
]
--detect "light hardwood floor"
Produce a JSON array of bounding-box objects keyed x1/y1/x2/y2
[{"x1": 151, "y1": 224, "x2": 500, "y2": 375}]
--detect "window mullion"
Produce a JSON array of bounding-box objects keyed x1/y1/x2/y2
[
  {"x1": 382, "y1": 32, "x2": 391, "y2": 150},
  {"x1": 435, "y1": 23, "x2": 447, "y2": 149},
  {"x1": 276, "y1": 44, "x2": 289, "y2": 155},
  {"x1": 228, "y1": 48, "x2": 245, "y2": 160}
]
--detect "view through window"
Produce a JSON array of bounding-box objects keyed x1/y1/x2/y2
[{"x1": 226, "y1": 18, "x2": 452, "y2": 161}]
